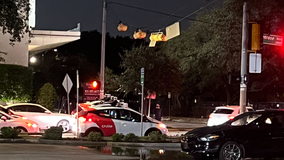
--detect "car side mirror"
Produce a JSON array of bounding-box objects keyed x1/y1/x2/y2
[
  {"x1": 45, "y1": 111, "x2": 51, "y2": 114},
  {"x1": 1, "y1": 116, "x2": 7, "y2": 121}
]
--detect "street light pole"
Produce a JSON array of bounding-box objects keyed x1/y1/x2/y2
[
  {"x1": 100, "y1": 0, "x2": 107, "y2": 100},
  {"x1": 239, "y1": 2, "x2": 248, "y2": 114}
]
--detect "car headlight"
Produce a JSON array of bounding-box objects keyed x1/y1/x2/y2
[
  {"x1": 158, "y1": 123, "x2": 166, "y2": 128},
  {"x1": 198, "y1": 134, "x2": 219, "y2": 141}
]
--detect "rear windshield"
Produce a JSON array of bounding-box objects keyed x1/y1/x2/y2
[{"x1": 214, "y1": 109, "x2": 233, "y2": 114}]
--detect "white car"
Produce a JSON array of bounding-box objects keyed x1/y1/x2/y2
[
  {"x1": 4, "y1": 103, "x2": 72, "y2": 132},
  {"x1": 207, "y1": 106, "x2": 254, "y2": 126},
  {"x1": 72, "y1": 103, "x2": 168, "y2": 137},
  {"x1": 0, "y1": 111, "x2": 40, "y2": 133}
]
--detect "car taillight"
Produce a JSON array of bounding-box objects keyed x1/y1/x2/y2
[
  {"x1": 209, "y1": 114, "x2": 212, "y2": 118},
  {"x1": 88, "y1": 118, "x2": 93, "y2": 122},
  {"x1": 228, "y1": 115, "x2": 234, "y2": 120}
]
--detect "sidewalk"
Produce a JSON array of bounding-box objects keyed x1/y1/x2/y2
[{"x1": 162, "y1": 116, "x2": 208, "y2": 124}]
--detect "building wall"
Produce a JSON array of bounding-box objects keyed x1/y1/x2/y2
[{"x1": 0, "y1": 31, "x2": 29, "y2": 67}]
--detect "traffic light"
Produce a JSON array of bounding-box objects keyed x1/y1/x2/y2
[
  {"x1": 91, "y1": 81, "x2": 100, "y2": 90},
  {"x1": 251, "y1": 23, "x2": 261, "y2": 51},
  {"x1": 117, "y1": 22, "x2": 128, "y2": 32},
  {"x1": 149, "y1": 32, "x2": 167, "y2": 42},
  {"x1": 133, "y1": 29, "x2": 146, "y2": 39}
]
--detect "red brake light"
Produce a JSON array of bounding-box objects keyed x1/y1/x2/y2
[
  {"x1": 209, "y1": 114, "x2": 212, "y2": 118},
  {"x1": 228, "y1": 115, "x2": 234, "y2": 120}
]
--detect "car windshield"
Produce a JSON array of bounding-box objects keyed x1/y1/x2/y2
[{"x1": 224, "y1": 112, "x2": 262, "y2": 126}]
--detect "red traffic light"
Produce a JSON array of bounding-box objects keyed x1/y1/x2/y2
[{"x1": 92, "y1": 81, "x2": 98, "y2": 88}]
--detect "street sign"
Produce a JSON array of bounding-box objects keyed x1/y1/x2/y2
[
  {"x1": 249, "y1": 53, "x2": 262, "y2": 73},
  {"x1": 62, "y1": 74, "x2": 73, "y2": 94},
  {"x1": 62, "y1": 73, "x2": 73, "y2": 115},
  {"x1": 166, "y1": 22, "x2": 180, "y2": 40},
  {"x1": 83, "y1": 82, "x2": 100, "y2": 102},
  {"x1": 149, "y1": 41, "x2": 156, "y2": 47},
  {"x1": 141, "y1": 68, "x2": 144, "y2": 85},
  {"x1": 263, "y1": 34, "x2": 283, "y2": 46}
]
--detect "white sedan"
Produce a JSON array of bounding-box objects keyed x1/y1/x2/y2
[
  {"x1": 0, "y1": 111, "x2": 40, "y2": 133},
  {"x1": 4, "y1": 103, "x2": 72, "y2": 133}
]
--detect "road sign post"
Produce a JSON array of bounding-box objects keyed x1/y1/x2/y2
[
  {"x1": 140, "y1": 68, "x2": 144, "y2": 137},
  {"x1": 62, "y1": 74, "x2": 73, "y2": 115},
  {"x1": 168, "y1": 92, "x2": 171, "y2": 119},
  {"x1": 76, "y1": 70, "x2": 79, "y2": 138}
]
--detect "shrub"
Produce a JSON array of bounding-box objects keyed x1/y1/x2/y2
[
  {"x1": 112, "y1": 133, "x2": 124, "y2": 142},
  {"x1": 0, "y1": 64, "x2": 32, "y2": 102},
  {"x1": 1, "y1": 127, "x2": 20, "y2": 138},
  {"x1": 147, "y1": 131, "x2": 167, "y2": 142},
  {"x1": 42, "y1": 126, "x2": 63, "y2": 140},
  {"x1": 37, "y1": 83, "x2": 57, "y2": 111},
  {"x1": 123, "y1": 133, "x2": 139, "y2": 142},
  {"x1": 87, "y1": 132, "x2": 102, "y2": 141}
]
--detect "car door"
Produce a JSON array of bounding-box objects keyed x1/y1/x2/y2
[
  {"x1": 259, "y1": 113, "x2": 284, "y2": 157},
  {"x1": 244, "y1": 113, "x2": 284, "y2": 157},
  {"x1": 118, "y1": 109, "x2": 141, "y2": 136},
  {"x1": 12, "y1": 105, "x2": 51, "y2": 129},
  {"x1": 93, "y1": 109, "x2": 116, "y2": 136}
]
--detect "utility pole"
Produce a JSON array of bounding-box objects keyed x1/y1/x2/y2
[
  {"x1": 100, "y1": 0, "x2": 107, "y2": 100},
  {"x1": 239, "y1": 2, "x2": 248, "y2": 114}
]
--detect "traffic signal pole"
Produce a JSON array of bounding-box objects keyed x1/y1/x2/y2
[
  {"x1": 239, "y1": 2, "x2": 249, "y2": 114},
  {"x1": 100, "y1": 0, "x2": 107, "y2": 100}
]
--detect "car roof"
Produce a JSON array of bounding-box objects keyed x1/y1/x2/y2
[
  {"x1": 6, "y1": 103, "x2": 43, "y2": 107},
  {"x1": 79, "y1": 103, "x2": 141, "y2": 115},
  {"x1": 215, "y1": 106, "x2": 253, "y2": 110},
  {"x1": 5, "y1": 103, "x2": 49, "y2": 111}
]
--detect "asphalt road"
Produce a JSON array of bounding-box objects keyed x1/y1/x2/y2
[{"x1": 0, "y1": 143, "x2": 139, "y2": 160}]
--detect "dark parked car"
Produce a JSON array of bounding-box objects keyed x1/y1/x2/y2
[{"x1": 181, "y1": 109, "x2": 284, "y2": 160}]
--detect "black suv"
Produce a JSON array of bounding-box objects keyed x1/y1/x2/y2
[{"x1": 181, "y1": 109, "x2": 284, "y2": 160}]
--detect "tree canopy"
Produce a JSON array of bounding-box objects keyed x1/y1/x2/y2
[
  {"x1": 0, "y1": 0, "x2": 30, "y2": 43},
  {"x1": 118, "y1": 0, "x2": 284, "y2": 114}
]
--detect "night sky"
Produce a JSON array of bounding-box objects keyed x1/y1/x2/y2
[{"x1": 35, "y1": 0, "x2": 223, "y2": 37}]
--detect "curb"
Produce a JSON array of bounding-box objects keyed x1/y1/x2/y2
[
  {"x1": 110, "y1": 142, "x2": 181, "y2": 148},
  {"x1": 0, "y1": 138, "x2": 181, "y2": 148}
]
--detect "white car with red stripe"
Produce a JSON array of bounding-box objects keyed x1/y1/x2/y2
[
  {"x1": 72, "y1": 103, "x2": 168, "y2": 137},
  {"x1": 0, "y1": 111, "x2": 40, "y2": 133}
]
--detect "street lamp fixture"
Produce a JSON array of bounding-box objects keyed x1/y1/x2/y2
[{"x1": 30, "y1": 56, "x2": 36, "y2": 63}]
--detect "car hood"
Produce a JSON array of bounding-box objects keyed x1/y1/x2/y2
[
  {"x1": 185, "y1": 125, "x2": 232, "y2": 137},
  {"x1": 147, "y1": 116, "x2": 161, "y2": 124}
]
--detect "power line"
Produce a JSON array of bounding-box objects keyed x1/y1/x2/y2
[
  {"x1": 109, "y1": 1, "x2": 196, "y2": 22},
  {"x1": 108, "y1": 1, "x2": 223, "y2": 31},
  {"x1": 140, "y1": 5, "x2": 187, "y2": 29},
  {"x1": 108, "y1": 4, "x2": 139, "y2": 29},
  {"x1": 177, "y1": 0, "x2": 218, "y2": 22}
]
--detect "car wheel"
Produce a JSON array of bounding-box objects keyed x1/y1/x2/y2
[
  {"x1": 145, "y1": 129, "x2": 161, "y2": 136},
  {"x1": 219, "y1": 141, "x2": 243, "y2": 160},
  {"x1": 85, "y1": 128, "x2": 103, "y2": 137},
  {"x1": 57, "y1": 120, "x2": 70, "y2": 133},
  {"x1": 16, "y1": 127, "x2": 28, "y2": 133}
]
